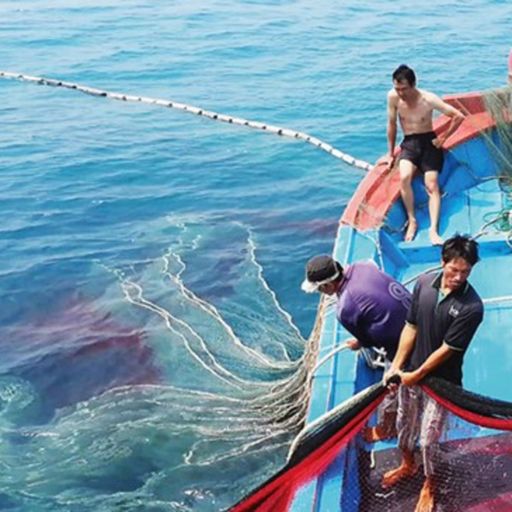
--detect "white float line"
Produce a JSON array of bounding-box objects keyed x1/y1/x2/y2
[{"x1": 0, "y1": 70, "x2": 373, "y2": 172}]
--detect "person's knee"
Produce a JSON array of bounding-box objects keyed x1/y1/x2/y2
[
  {"x1": 400, "y1": 169, "x2": 414, "y2": 184},
  {"x1": 424, "y1": 179, "x2": 440, "y2": 196},
  {"x1": 400, "y1": 175, "x2": 414, "y2": 196},
  {"x1": 399, "y1": 161, "x2": 415, "y2": 182}
]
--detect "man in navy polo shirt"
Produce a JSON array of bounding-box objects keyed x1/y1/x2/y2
[
  {"x1": 302, "y1": 254, "x2": 411, "y2": 439},
  {"x1": 383, "y1": 234, "x2": 483, "y2": 512}
]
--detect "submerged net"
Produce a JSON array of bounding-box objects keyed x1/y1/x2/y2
[{"x1": 230, "y1": 377, "x2": 512, "y2": 511}]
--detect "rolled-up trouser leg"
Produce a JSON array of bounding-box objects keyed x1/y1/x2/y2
[
  {"x1": 377, "y1": 387, "x2": 398, "y2": 436},
  {"x1": 397, "y1": 385, "x2": 423, "y2": 453},
  {"x1": 419, "y1": 391, "x2": 446, "y2": 477}
]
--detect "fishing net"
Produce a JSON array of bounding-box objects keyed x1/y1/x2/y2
[
  {"x1": 230, "y1": 377, "x2": 512, "y2": 512},
  {"x1": 482, "y1": 86, "x2": 512, "y2": 180}
]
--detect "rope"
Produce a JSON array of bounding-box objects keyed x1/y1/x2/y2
[
  {"x1": 312, "y1": 344, "x2": 349, "y2": 374},
  {"x1": 481, "y1": 209, "x2": 512, "y2": 232},
  {"x1": 0, "y1": 70, "x2": 373, "y2": 172}
]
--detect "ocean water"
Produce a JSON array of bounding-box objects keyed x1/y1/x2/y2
[{"x1": 0, "y1": 1, "x2": 511, "y2": 510}]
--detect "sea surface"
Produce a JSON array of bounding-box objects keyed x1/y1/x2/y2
[{"x1": 0, "y1": 1, "x2": 511, "y2": 510}]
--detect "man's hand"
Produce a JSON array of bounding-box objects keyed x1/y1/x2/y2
[
  {"x1": 383, "y1": 367, "x2": 400, "y2": 389},
  {"x1": 384, "y1": 153, "x2": 396, "y2": 171},
  {"x1": 345, "y1": 338, "x2": 361, "y2": 351},
  {"x1": 399, "y1": 370, "x2": 422, "y2": 386},
  {"x1": 431, "y1": 137, "x2": 444, "y2": 149}
]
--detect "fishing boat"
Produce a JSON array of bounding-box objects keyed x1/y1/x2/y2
[{"x1": 231, "y1": 87, "x2": 512, "y2": 511}]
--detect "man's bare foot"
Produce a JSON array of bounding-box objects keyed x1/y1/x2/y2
[
  {"x1": 362, "y1": 424, "x2": 397, "y2": 443},
  {"x1": 382, "y1": 461, "x2": 418, "y2": 488},
  {"x1": 404, "y1": 219, "x2": 417, "y2": 242},
  {"x1": 414, "y1": 477, "x2": 435, "y2": 512},
  {"x1": 429, "y1": 229, "x2": 443, "y2": 246}
]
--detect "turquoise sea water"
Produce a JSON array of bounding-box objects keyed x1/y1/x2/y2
[{"x1": 1, "y1": 1, "x2": 511, "y2": 510}]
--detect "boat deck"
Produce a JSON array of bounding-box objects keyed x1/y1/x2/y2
[{"x1": 291, "y1": 140, "x2": 512, "y2": 511}]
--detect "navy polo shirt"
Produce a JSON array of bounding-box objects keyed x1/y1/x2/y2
[
  {"x1": 336, "y1": 262, "x2": 411, "y2": 360},
  {"x1": 406, "y1": 272, "x2": 484, "y2": 385}
]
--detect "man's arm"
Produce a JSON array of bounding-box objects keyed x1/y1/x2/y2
[
  {"x1": 428, "y1": 93, "x2": 465, "y2": 147},
  {"x1": 386, "y1": 90, "x2": 398, "y2": 170},
  {"x1": 384, "y1": 322, "x2": 417, "y2": 383},
  {"x1": 399, "y1": 342, "x2": 454, "y2": 386}
]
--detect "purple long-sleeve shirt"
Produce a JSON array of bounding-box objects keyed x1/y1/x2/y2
[{"x1": 336, "y1": 262, "x2": 411, "y2": 359}]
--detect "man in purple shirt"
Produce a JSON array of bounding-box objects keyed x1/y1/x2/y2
[{"x1": 302, "y1": 254, "x2": 411, "y2": 439}]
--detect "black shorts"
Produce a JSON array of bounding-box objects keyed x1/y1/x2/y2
[{"x1": 399, "y1": 131, "x2": 444, "y2": 173}]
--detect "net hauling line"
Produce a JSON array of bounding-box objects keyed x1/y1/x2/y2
[{"x1": 0, "y1": 70, "x2": 373, "y2": 172}]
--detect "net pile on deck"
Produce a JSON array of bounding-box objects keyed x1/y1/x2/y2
[{"x1": 230, "y1": 377, "x2": 512, "y2": 511}]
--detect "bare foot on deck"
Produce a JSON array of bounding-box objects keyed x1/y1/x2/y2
[
  {"x1": 382, "y1": 461, "x2": 418, "y2": 488},
  {"x1": 404, "y1": 219, "x2": 417, "y2": 242},
  {"x1": 414, "y1": 477, "x2": 435, "y2": 512},
  {"x1": 362, "y1": 424, "x2": 397, "y2": 443},
  {"x1": 429, "y1": 229, "x2": 443, "y2": 246}
]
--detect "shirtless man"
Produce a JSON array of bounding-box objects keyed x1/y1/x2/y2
[{"x1": 385, "y1": 65, "x2": 465, "y2": 245}]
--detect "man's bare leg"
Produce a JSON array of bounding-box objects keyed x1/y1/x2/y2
[
  {"x1": 363, "y1": 408, "x2": 397, "y2": 442},
  {"x1": 415, "y1": 476, "x2": 435, "y2": 512},
  {"x1": 382, "y1": 449, "x2": 418, "y2": 488},
  {"x1": 363, "y1": 423, "x2": 397, "y2": 442},
  {"x1": 424, "y1": 171, "x2": 443, "y2": 245},
  {"x1": 399, "y1": 160, "x2": 417, "y2": 242}
]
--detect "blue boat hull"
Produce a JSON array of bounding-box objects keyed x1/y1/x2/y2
[{"x1": 293, "y1": 92, "x2": 512, "y2": 511}]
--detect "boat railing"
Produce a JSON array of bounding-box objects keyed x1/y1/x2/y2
[
  {"x1": 482, "y1": 295, "x2": 512, "y2": 306},
  {"x1": 312, "y1": 345, "x2": 387, "y2": 375}
]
